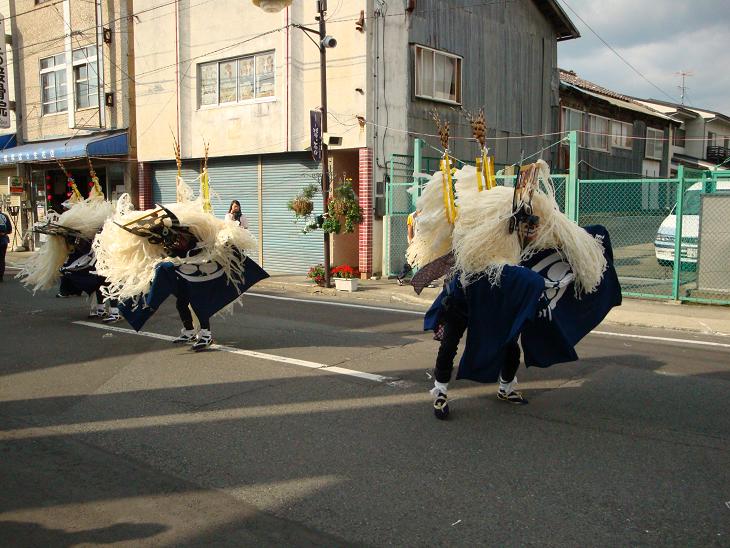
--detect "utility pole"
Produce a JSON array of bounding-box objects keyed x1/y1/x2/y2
[{"x1": 318, "y1": 0, "x2": 332, "y2": 288}]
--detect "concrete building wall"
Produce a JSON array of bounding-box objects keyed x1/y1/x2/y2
[
  {"x1": 134, "y1": 0, "x2": 367, "y2": 162},
  {"x1": 13, "y1": 0, "x2": 129, "y2": 142}
]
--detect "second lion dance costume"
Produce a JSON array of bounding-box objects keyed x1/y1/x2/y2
[
  {"x1": 18, "y1": 171, "x2": 117, "y2": 320},
  {"x1": 93, "y1": 173, "x2": 269, "y2": 351},
  {"x1": 408, "y1": 137, "x2": 621, "y2": 420}
]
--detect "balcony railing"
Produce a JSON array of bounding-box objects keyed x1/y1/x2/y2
[{"x1": 706, "y1": 145, "x2": 730, "y2": 164}]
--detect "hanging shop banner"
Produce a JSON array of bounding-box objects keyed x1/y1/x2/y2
[
  {"x1": 310, "y1": 109, "x2": 322, "y2": 162},
  {"x1": 0, "y1": 18, "x2": 9, "y2": 129}
]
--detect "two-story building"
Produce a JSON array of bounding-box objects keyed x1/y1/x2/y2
[
  {"x1": 558, "y1": 69, "x2": 678, "y2": 179},
  {"x1": 633, "y1": 98, "x2": 730, "y2": 174},
  {"x1": 2, "y1": 0, "x2": 136, "y2": 246}
]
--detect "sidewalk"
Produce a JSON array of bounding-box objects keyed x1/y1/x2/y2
[{"x1": 6, "y1": 251, "x2": 730, "y2": 337}]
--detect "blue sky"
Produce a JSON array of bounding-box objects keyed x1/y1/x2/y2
[{"x1": 557, "y1": 0, "x2": 730, "y2": 114}]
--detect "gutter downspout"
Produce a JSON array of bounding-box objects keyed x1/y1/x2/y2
[
  {"x1": 95, "y1": 0, "x2": 106, "y2": 128},
  {"x1": 63, "y1": 0, "x2": 75, "y2": 129},
  {"x1": 174, "y1": 0, "x2": 181, "y2": 151},
  {"x1": 286, "y1": 6, "x2": 289, "y2": 151}
]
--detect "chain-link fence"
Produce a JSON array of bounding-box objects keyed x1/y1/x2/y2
[{"x1": 385, "y1": 151, "x2": 730, "y2": 305}]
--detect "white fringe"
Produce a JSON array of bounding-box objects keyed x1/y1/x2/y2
[
  {"x1": 17, "y1": 193, "x2": 114, "y2": 292},
  {"x1": 94, "y1": 182, "x2": 259, "y2": 303}
]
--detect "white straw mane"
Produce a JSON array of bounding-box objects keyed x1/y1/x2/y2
[
  {"x1": 18, "y1": 191, "x2": 114, "y2": 292},
  {"x1": 94, "y1": 179, "x2": 258, "y2": 302}
]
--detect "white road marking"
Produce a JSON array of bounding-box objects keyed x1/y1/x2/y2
[
  {"x1": 73, "y1": 321, "x2": 392, "y2": 383},
  {"x1": 592, "y1": 330, "x2": 730, "y2": 349},
  {"x1": 246, "y1": 292, "x2": 425, "y2": 316}
]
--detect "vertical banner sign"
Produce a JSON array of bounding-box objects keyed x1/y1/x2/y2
[
  {"x1": 0, "y1": 17, "x2": 9, "y2": 129},
  {"x1": 310, "y1": 109, "x2": 322, "y2": 162}
]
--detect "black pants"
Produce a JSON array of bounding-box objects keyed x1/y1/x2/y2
[
  {"x1": 433, "y1": 296, "x2": 520, "y2": 385},
  {"x1": 59, "y1": 276, "x2": 82, "y2": 296},
  {"x1": 0, "y1": 243, "x2": 6, "y2": 281},
  {"x1": 176, "y1": 295, "x2": 210, "y2": 330},
  {"x1": 397, "y1": 261, "x2": 413, "y2": 280},
  {"x1": 94, "y1": 289, "x2": 117, "y2": 308}
]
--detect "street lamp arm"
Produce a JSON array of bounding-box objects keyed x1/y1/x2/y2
[{"x1": 292, "y1": 23, "x2": 321, "y2": 37}]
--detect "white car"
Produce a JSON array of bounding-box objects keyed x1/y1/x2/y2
[{"x1": 654, "y1": 180, "x2": 730, "y2": 266}]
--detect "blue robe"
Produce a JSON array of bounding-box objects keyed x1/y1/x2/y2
[
  {"x1": 119, "y1": 254, "x2": 269, "y2": 331},
  {"x1": 424, "y1": 225, "x2": 622, "y2": 383}
]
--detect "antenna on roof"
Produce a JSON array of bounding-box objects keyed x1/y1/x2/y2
[{"x1": 674, "y1": 71, "x2": 694, "y2": 105}]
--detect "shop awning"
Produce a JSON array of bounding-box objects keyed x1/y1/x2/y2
[
  {"x1": 0, "y1": 131, "x2": 128, "y2": 165},
  {"x1": 0, "y1": 134, "x2": 16, "y2": 150}
]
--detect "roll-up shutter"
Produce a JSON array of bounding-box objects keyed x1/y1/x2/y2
[
  {"x1": 152, "y1": 162, "x2": 199, "y2": 205},
  {"x1": 261, "y1": 153, "x2": 323, "y2": 273},
  {"x1": 206, "y1": 158, "x2": 260, "y2": 242}
]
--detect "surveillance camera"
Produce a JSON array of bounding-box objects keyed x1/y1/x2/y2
[{"x1": 321, "y1": 35, "x2": 337, "y2": 48}]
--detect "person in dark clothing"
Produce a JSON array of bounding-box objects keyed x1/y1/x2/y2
[
  {"x1": 0, "y1": 209, "x2": 11, "y2": 282},
  {"x1": 430, "y1": 276, "x2": 527, "y2": 420}
]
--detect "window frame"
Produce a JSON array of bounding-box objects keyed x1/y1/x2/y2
[
  {"x1": 561, "y1": 106, "x2": 584, "y2": 147},
  {"x1": 413, "y1": 44, "x2": 462, "y2": 106},
  {"x1": 198, "y1": 50, "x2": 276, "y2": 109},
  {"x1": 39, "y1": 53, "x2": 68, "y2": 116},
  {"x1": 72, "y1": 46, "x2": 99, "y2": 110},
  {"x1": 672, "y1": 128, "x2": 686, "y2": 148},
  {"x1": 586, "y1": 114, "x2": 610, "y2": 152},
  {"x1": 610, "y1": 120, "x2": 633, "y2": 150},
  {"x1": 646, "y1": 127, "x2": 665, "y2": 160}
]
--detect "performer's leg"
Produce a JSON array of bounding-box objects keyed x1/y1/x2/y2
[
  {"x1": 172, "y1": 295, "x2": 197, "y2": 343},
  {"x1": 192, "y1": 315, "x2": 212, "y2": 351},
  {"x1": 89, "y1": 289, "x2": 106, "y2": 318},
  {"x1": 0, "y1": 242, "x2": 7, "y2": 281},
  {"x1": 497, "y1": 339, "x2": 528, "y2": 405},
  {"x1": 396, "y1": 262, "x2": 413, "y2": 284},
  {"x1": 430, "y1": 298, "x2": 468, "y2": 420}
]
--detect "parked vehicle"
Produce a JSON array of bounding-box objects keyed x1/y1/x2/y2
[{"x1": 654, "y1": 180, "x2": 730, "y2": 266}]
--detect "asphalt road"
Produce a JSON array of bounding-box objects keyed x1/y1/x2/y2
[{"x1": 1, "y1": 278, "x2": 729, "y2": 547}]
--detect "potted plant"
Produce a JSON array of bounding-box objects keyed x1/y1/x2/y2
[
  {"x1": 307, "y1": 264, "x2": 327, "y2": 287},
  {"x1": 326, "y1": 178, "x2": 363, "y2": 234},
  {"x1": 331, "y1": 264, "x2": 360, "y2": 292},
  {"x1": 288, "y1": 183, "x2": 322, "y2": 233}
]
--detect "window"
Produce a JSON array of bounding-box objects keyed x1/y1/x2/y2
[
  {"x1": 672, "y1": 128, "x2": 686, "y2": 148},
  {"x1": 414, "y1": 45, "x2": 462, "y2": 104},
  {"x1": 610, "y1": 120, "x2": 633, "y2": 149},
  {"x1": 587, "y1": 114, "x2": 609, "y2": 151},
  {"x1": 646, "y1": 128, "x2": 665, "y2": 160},
  {"x1": 40, "y1": 53, "x2": 68, "y2": 115},
  {"x1": 199, "y1": 51, "x2": 275, "y2": 107},
  {"x1": 561, "y1": 107, "x2": 583, "y2": 146},
  {"x1": 73, "y1": 46, "x2": 99, "y2": 109}
]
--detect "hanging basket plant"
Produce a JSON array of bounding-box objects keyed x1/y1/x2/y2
[
  {"x1": 288, "y1": 183, "x2": 318, "y2": 218},
  {"x1": 288, "y1": 183, "x2": 322, "y2": 233},
  {"x1": 326, "y1": 178, "x2": 363, "y2": 234}
]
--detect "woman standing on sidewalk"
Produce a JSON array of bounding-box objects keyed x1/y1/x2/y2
[{"x1": 225, "y1": 200, "x2": 249, "y2": 229}]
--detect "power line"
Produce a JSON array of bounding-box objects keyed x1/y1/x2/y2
[{"x1": 556, "y1": 0, "x2": 679, "y2": 104}]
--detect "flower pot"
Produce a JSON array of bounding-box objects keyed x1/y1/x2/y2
[{"x1": 334, "y1": 277, "x2": 359, "y2": 292}]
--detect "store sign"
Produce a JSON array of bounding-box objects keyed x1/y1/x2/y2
[
  {"x1": 1, "y1": 149, "x2": 57, "y2": 164},
  {"x1": 310, "y1": 110, "x2": 322, "y2": 162},
  {"x1": 0, "y1": 18, "x2": 9, "y2": 129}
]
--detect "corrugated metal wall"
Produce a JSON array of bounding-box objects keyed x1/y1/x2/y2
[
  {"x1": 405, "y1": 0, "x2": 560, "y2": 167},
  {"x1": 151, "y1": 153, "x2": 323, "y2": 273},
  {"x1": 261, "y1": 154, "x2": 324, "y2": 273}
]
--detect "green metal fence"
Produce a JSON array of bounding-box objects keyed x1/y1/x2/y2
[{"x1": 385, "y1": 143, "x2": 730, "y2": 305}]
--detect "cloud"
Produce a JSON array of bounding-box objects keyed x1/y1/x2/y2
[{"x1": 557, "y1": 0, "x2": 730, "y2": 113}]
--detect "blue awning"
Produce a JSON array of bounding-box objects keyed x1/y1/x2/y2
[
  {"x1": 0, "y1": 134, "x2": 16, "y2": 150},
  {"x1": 0, "y1": 131, "x2": 128, "y2": 165}
]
